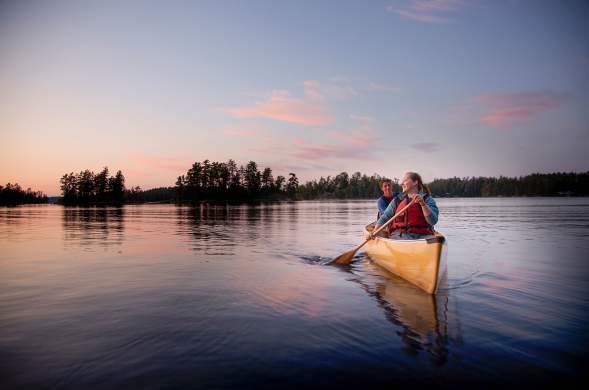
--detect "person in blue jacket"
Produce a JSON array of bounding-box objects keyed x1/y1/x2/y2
[{"x1": 377, "y1": 178, "x2": 397, "y2": 218}]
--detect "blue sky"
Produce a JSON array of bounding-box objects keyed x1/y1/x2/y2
[{"x1": 1, "y1": 0, "x2": 588, "y2": 195}]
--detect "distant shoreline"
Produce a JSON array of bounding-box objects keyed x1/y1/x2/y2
[
  {"x1": 8, "y1": 193, "x2": 584, "y2": 207},
  {"x1": 4, "y1": 170, "x2": 588, "y2": 206}
]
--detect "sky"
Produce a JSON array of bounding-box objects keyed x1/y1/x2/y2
[{"x1": 1, "y1": 0, "x2": 588, "y2": 196}]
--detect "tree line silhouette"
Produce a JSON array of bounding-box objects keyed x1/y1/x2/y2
[
  {"x1": 296, "y1": 172, "x2": 401, "y2": 199},
  {"x1": 427, "y1": 172, "x2": 589, "y2": 197},
  {"x1": 53, "y1": 160, "x2": 299, "y2": 204},
  {"x1": 56, "y1": 168, "x2": 589, "y2": 203},
  {"x1": 174, "y1": 159, "x2": 299, "y2": 201},
  {"x1": 0, "y1": 183, "x2": 48, "y2": 205},
  {"x1": 59, "y1": 167, "x2": 137, "y2": 204},
  {"x1": 298, "y1": 171, "x2": 589, "y2": 198},
  {"x1": 4, "y1": 166, "x2": 587, "y2": 206}
]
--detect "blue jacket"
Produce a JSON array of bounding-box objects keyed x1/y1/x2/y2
[
  {"x1": 376, "y1": 192, "x2": 439, "y2": 227},
  {"x1": 377, "y1": 193, "x2": 397, "y2": 217}
]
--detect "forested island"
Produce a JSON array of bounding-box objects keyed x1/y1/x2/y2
[
  {"x1": 53, "y1": 160, "x2": 299, "y2": 205},
  {"x1": 59, "y1": 168, "x2": 135, "y2": 204},
  {"x1": 0, "y1": 183, "x2": 48, "y2": 205},
  {"x1": 1, "y1": 161, "x2": 588, "y2": 206},
  {"x1": 175, "y1": 159, "x2": 299, "y2": 201}
]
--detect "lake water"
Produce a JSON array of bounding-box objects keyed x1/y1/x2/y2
[{"x1": 1, "y1": 198, "x2": 588, "y2": 388}]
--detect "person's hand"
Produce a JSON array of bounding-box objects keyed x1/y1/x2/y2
[
  {"x1": 367, "y1": 226, "x2": 380, "y2": 240},
  {"x1": 413, "y1": 194, "x2": 426, "y2": 206}
]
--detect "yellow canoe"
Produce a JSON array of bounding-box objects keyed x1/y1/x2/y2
[{"x1": 364, "y1": 224, "x2": 447, "y2": 294}]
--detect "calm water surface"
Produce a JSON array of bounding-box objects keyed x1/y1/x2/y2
[{"x1": 1, "y1": 198, "x2": 588, "y2": 388}]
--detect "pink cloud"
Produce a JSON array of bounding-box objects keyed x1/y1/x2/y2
[
  {"x1": 291, "y1": 138, "x2": 350, "y2": 160},
  {"x1": 291, "y1": 127, "x2": 379, "y2": 161},
  {"x1": 328, "y1": 128, "x2": 377, "y2": 147},
  {"x1": 475, "y1": 92, "x2": 566, "y2": 129},
  {"x1": 224, "y1": 80, "x2": 333, "y2": 126},
  {"x1": 387, "y1": 0, "x2": 469, "y2": 23}
]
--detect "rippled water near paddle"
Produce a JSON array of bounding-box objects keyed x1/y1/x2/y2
[{"x1": 1, "y1": 198, "x2": 588, "y2": 388}]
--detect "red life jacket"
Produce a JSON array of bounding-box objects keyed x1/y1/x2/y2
[{"x1": 387, "y1": 196, "x2": 434, "y2": 236}]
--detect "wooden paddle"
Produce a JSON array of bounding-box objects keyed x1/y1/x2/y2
[{"x1": 330, "y1": 197, "x2": 416, "y2": 265}]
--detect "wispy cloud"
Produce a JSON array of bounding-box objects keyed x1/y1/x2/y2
[
  {"x1": 316, "y1": 78, "x2": 359, "y2": 99},
  {"x1": 224, "y1": 80, "x2": 333, "y2": 126},
  {"x1": 268, "y1": 162, "x2": 333, "y2": 173},
  {"x1": 292, "y1": 123, "x2": 379, "y2": 160},
  {"x1": 411, "y1": 142, "x2": 440, "y2": 152},
  {"x1": 328, "y1": 131, "x2": 377, "y2": 147},
  {"x1": 475, "y1": 91, "x2": 566, "y2": 129},
  {"x1": 225, "y1": 79, "x2": 395, "y2": 127},
  {"x1": 291, "y1": 137, "x2": 371, "y2": 160},
  {"x1": 328, "y1": 122, "x2": 378, "y2": 146},
  {"x1": 387, "y1": 0, "x2": 470, "y2": 23}
]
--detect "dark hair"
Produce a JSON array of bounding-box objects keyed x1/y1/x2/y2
[
  {"x1": 405, "y1": 172, "x2": 431, "y2": 196},
  {"x1": 379, "y1": 178, "x2": 392, "y2": 188}
]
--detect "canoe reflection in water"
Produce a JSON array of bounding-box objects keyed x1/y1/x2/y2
[{"x1": 344, "y1": 260, "x2": 462, "y2": 365}]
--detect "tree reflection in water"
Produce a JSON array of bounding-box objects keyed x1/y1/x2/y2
[
  {"x1": 62, "y1": 206, "x2": 124, "y2": 250},
  {"x1": 175, "y1": 204, "x2": 251, "y2": 255}
]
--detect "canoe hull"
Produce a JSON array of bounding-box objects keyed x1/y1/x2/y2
[{"x1": 364, "y1": 225, "x2": 447, "y2": 294}]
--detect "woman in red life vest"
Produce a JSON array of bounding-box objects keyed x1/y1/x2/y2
[{"x1": 373, "y1": 172, "x2": 439, "y2": 240}]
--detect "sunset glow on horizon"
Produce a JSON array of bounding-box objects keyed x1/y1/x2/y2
[{"x1": 1, "y1": 0, "x2": 588, "y2": 196}]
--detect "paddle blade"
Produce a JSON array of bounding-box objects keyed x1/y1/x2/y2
[{"x1": 331, "y1": 248, "x2": 358, "y2": 265}]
